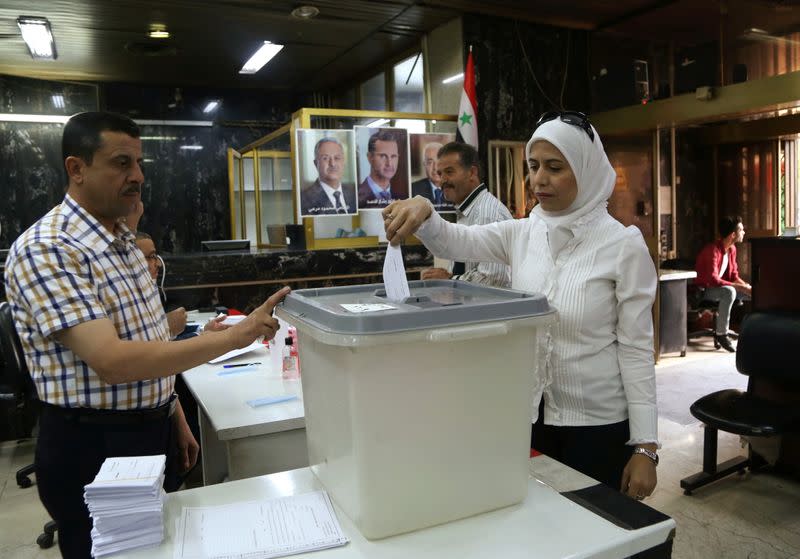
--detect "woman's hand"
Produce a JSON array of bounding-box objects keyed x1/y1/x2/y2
[
  {"x1": 383, "y1": 197, "x2": 433, "y2": 245},
  {"x1": 621, "y1": 447, "x2": 657, "y2": 500}
]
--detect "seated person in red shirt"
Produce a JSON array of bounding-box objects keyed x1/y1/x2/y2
[{"x1": 694, "y1": 215, "x2": 752, "y2": 352}]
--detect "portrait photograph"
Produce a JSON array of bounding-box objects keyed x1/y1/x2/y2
[
  {"x1": 295, "y1": 129, "x2": 358, "y2": 219},
  {"x1": 409, "y1": 132, "x2": 457, "y2": 213},
  {"x1": 354, "y1": 126, "x2": 410, "y2": 211}
]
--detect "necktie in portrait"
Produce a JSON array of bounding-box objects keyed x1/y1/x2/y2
[{"x1": 334, "y1": 191, "x2": 346, "y2": 213}]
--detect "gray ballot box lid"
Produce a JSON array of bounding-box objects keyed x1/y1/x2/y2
[{"x1": 277, "y1": 280, "x2": 554, "y2": 335}]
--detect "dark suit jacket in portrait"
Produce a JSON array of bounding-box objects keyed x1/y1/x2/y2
[
  {"x1": 410, "y1": 177, "x2": 453, "y2": 211},
  {"x1": 358, "y1": 178, "x2": 404, "y2": 209},
  {"x1": 300, "y1": 179, "x2": 357, "y2": 216}
]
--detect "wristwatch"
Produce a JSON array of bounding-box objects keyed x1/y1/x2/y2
[{"x1": 633, "y1": 447, "x2": 659, "y2": 465}]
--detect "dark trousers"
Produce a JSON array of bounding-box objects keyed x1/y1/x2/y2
[
  {"x1": 531, "y1": 400, "x2": 634, "y2": 490},
  {"x1": 35, "y1": 404, "x2": 180, "y2": 559}
]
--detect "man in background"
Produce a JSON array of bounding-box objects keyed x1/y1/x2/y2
[
  {"x1": 411, "y1": 141, "x2": 451, "y2": 211},
  {"x1": 358, "y1": 129, "x2": 405, "y2": 208},
  {"x1": 300, "y1": 137, "x2": 356, "y2": 215},
  {"x1": 419, "y1": 142, "x2": 512, "y2": 287},
  {"x1": 695, "y1": 215, "x2": 751, "y2": 352}
]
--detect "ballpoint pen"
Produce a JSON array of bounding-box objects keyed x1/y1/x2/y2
[{"x1": 223, "y1": 362, "x2": 262, "y2": 368}]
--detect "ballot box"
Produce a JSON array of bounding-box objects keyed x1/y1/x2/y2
[{"x1": 276, "y1": 280, "x2": 556, "y2": 539}]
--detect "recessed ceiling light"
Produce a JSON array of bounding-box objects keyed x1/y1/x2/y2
[
  {"x1": 239, "y1": 41, "x2": 284, "y2": 74},
  {"x1": 291, "y1": 5, "x2": 319, "y2": 19},
  {"x1": 17, "y1": 16, "x2": 57, "y2": 60},
  {"x1": 148, "y1": 23, "x2": 170, "y2": 39},
  {"x1": 51, "y1": 94, "x2": 65, "y2": 109},
  {"x1": 179, "y1": 145, "x2": 203, "y2": 150},
  {"x1": 203, "y1": 100, "x2": 220, "y2": 113}
]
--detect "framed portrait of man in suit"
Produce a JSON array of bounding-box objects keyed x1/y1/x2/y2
[
  {"x1": 354, "y1": 126, "x2": 410, "y2": 211},
  {"x1": 410, "y1": 133, "x2": 457, "y2": 213},
  {"x1": 296, "y1": 129, "x2": 358, "y2": 220}
]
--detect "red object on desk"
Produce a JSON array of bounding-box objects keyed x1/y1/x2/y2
[
  {"x1": 227, "y1": 309, "x2": 244, "y2": 315},
  {"x1": 530, "y1": 448, "x2": 542, "y2": 458}
]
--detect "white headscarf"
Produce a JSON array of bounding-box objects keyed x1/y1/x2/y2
[{"x1": 525, "y1": 118, "x2": 616, "y2": 258}]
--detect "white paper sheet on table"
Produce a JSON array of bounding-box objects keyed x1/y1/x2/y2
[
  {"x1": 382, "y1": 243, "x2": 410, "y2": 303},
  {"x1": 172, "y1": 490, "x2": 348, "y2": 559},
  {"x1": 208, "y1": 341, "x2": 264, "y2": 364},
  {"x1": 220, "y1": 315, "x2": 246, "y2": 326}
]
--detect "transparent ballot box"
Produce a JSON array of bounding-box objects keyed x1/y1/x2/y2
[{"x1": 276, "y1": 280, "x2": 556, "y2": 539}]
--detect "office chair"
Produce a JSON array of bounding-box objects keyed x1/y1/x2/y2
[
  {"x1": 680, "y1": 311, "x2": 800, "y2": 494},
  {"x1": 686, "y1": 286, "x2": 741, "y2": 349},
  {"x1": 0, "y1": 302, "x2": 58, "y2": 549}
]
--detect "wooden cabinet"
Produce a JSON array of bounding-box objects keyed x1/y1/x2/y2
[{"x1": 749, "y1": 237, "x2": 800, "y2": 312}]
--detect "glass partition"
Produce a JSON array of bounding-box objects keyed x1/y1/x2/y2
[
  {"x1": 231, "y1": 109, "x2": 457, "y2": 249},
  {"x1": 227, "y1": 149, "x2": 244, "y2": 239},
  {"x1": 488, "y1": 140, "x2": 528, "y2": 218}
]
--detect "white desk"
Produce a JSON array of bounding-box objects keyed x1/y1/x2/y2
[
  {"x1": 181, "y1": 344, "x2": 308, "y2": 484},
  {"x1": 118, "y1": 456, "x2": 675, "y2": 559}
]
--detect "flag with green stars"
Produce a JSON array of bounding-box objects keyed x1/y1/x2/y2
[{"x1": 457, "y1": 48, "x2": 478, "y2": 150}]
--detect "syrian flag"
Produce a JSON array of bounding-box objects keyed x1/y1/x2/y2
[{"x1": 457, "y1": 48, "x2": 478, "y2": 149}]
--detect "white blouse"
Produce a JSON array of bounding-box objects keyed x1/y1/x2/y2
[{"x1": 415, "y1": 203, "x2": 658, "y2": 445}]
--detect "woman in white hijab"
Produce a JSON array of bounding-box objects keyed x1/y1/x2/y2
[{"x1": 383, "y1": 112, "x2": 658, "y2": 500}]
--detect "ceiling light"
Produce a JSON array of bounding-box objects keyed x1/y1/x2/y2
[
  {"x1": 239, "y1": 41, "x2": 284, "y2": 74},
  {"x1": 203, "y1": 100, "x2": 220, "y2": 113},
  {"x1": 0, "y1": 113, "x2": 69, "y2": 123},
  {"x1": 139, "y1": 136, "x2": 178, "y2": 141},
  {"x1": 441, "y1": 72, "x2": 464, "y2": 84},
  {"x1": 148, "y1": 24, "x2": 170, "y2": 39},
  {"x1": 179, "y1": 145, "x2": 203, "y2": 150},
  {"x1": 291, "y1": 6, "x2": 320, "y2": 19},
  {"x1": 51, "y1": 94, "x2": 65, "y2": 109},
  {"x1": 17, "y1": 16, "x2": 57, "y2": 60}
]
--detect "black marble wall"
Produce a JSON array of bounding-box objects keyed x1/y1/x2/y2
[
  {"x1": 461, "y1": 14, "x2": 591, "y2": 170},
  {"x1": 0, "y1": 123, "x2": 66, "y2": 249},
  {"x1": 0, "y1": 75, "x2": 301, "y2": 252},
  {"x1": 161, "y1": 245, "x2": 434, "y2": 312}
]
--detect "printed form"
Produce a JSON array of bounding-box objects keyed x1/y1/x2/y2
[{"x1": 173, "y1": 491, "x2": 348, "y2": 559}]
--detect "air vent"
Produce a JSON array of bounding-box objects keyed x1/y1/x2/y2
[{"x1": 125, "y1": 41, "x2": 177, "y2": 57}]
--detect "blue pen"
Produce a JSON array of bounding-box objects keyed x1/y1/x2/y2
[{"x1": 223, "y1": 362, "x2": 262, "y2": 369}]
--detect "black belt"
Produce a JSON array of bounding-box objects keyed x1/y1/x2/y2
[{"x1": 41, "y1": 395, "x2": 177, "y2": 426}]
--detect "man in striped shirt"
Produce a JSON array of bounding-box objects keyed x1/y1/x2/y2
[
  {"x1": 420, "y1": 142, "x2": 512, "y2": 287},
  {"x1": 3, "y1": 112, "x2": 289, "y2": 559}
]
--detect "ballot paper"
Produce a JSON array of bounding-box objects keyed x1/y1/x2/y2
[
  {"x1": 172, "y1": 490, "x2": 349, "y2": 559},
  {"x1": 382, "y1": 243, "x2": 410, "y2": 302},
  {"x1": 85, "y1": 455, "x2": 166, "y2": 557},
  {"x1": 209, "y1": 340, "x2": 264, "y2": 364}
]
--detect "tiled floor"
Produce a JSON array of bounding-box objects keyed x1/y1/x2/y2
[{"x1": 2, "y1": 338, "x2": 799, "y2": 558}]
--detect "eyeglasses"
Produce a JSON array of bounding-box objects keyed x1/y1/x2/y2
[
  {"x1": 533, "y1": 111, "x2": 594, "y2": 142},
  {"x1": 144, "y1": 253, "x2": 160, "y2": 262}
]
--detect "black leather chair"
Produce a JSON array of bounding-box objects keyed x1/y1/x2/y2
[
  {"x1": 0, "y1": 302, "x2": 58, "y2": 548},
  {"x1": 680, "y1": 311, "x2": 800, "y2": 494}
]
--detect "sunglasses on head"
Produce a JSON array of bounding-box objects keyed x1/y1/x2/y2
[{"x1": 533, "y1": 111, "x2": 594, "y2": 142}]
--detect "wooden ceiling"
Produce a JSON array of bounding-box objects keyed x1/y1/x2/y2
[{"x1": 0, "y1": 0, "x2": 799, "y2": 91}]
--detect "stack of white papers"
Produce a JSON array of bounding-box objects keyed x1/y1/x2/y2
[
  {"x1": 173, "y1": 490, "x2": 349, "y2": 559},
  {"x1": 84, "y1": 455, "x2": 167, "y2": 557}
]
